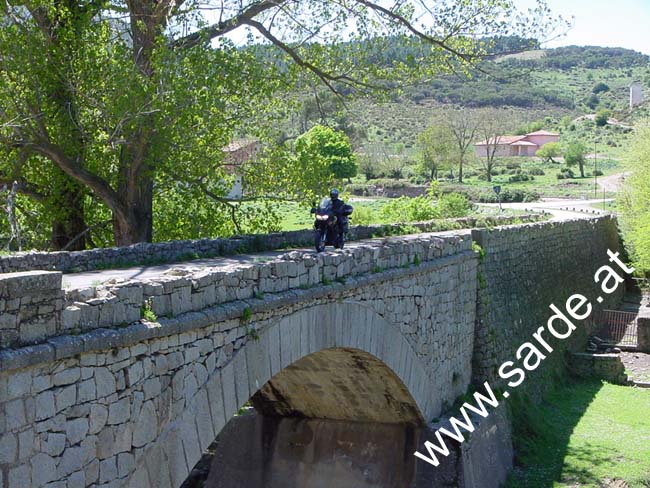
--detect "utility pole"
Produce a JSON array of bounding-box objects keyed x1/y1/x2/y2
[{"x1": 594, "y1": 140, "x2": 598, "y2": 199}]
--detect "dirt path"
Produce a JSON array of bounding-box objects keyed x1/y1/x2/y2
[
  {"x1": 621, "y1": 352, "x2": 650, "y2": 384},
  {"x1": 596, "y1": 172, "x2": 630, "y2": 193}
]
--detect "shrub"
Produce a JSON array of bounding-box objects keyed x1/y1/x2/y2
[
  {"x1": 528, "y1": 168, "x2": 545, "y2": 175},
  {"x1": 437, "y1": 193, "x2": 471, "y2": 218},
  {"x1": 380, "y1": 196, "x2": 440, "y2": 222},
  {"x1": 592, "y1": 82, "x2": 610, "y2": 94},
  {"x1": 350, "y1": 205, "x2": 375, "y2": 225},
  {"x1": 557, "y1": 167, "x2": 575, "y2": 179},
  {"x1": 592, "y1": 169, "x2": 604, "y2": 176},
  {"x1": 345, "y1": 183, "x2": 372, "y2": 196},
  {"x1": 595, "y1": 109, "x2": 611, "y2": 127},
  {"x1": 366, "y1": 178, "x2": 413, "y2": 189},
  {"x1": 508, "y1": 173, "x2": 533, "y2": 182}
]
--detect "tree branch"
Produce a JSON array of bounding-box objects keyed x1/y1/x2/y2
[
  {"x1": 172, "y1": 0, "x2": 284, "y2": 49},
  {"x1": 25, "y1": 141, "x2": 126, "y2": 220}
]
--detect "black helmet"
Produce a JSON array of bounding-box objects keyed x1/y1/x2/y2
[{"x1": 330, "y1": 188, "x2": 339, "y2": 199}]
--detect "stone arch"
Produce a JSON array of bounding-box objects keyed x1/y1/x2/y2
[{"x1": 126, "y1": 301, "x2": 437, "y2": 488}]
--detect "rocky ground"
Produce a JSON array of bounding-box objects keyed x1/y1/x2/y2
[{"x1": 621, "y1": 352, "x2": 650, "y2": 384}]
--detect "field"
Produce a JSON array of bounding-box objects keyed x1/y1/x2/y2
[
  {"x1": 506, "y1": 380, "x2": 650, "y2": 488},
  {"x1": 272, "y1": 197, "x2": 527, "y2": 232}
]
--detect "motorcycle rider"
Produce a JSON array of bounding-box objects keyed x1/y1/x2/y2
[{"x1": 329, "y1": 188, "x2": 348, "y2": 235}]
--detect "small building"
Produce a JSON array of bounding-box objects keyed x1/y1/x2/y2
[
  {"x1": 475, "y1": 130, "x2": 560, "y2": 158},
  {"x1": 630, "y1": 82, "x2": 644, "y2": 109},
  {"x1": 222, "y1": 139, "x2": 260, "y2": 199}
]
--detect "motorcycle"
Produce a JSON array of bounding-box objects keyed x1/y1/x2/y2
[{"x1": 310, "y1": 197, "x2": 353, "y2": 252}]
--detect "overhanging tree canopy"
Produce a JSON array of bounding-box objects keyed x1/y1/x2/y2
[{"x1": 0, "y1": 0, "x2": 567, "y2": 248}]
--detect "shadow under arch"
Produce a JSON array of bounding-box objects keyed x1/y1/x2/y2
[
  {"x1": 245, "y1": 301, "x2": 437, "y2": 424},
  {"x1": 127, "y1": 301, "x2": 438, "y2": 488},
  {"x1": 250, "y1": 346, "x2": 424, "y2": 425}
]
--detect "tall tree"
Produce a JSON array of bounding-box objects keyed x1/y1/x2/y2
[
  {"x1": 417, "y1": 125, "x2": 455, "y2": 181},
  {"x1": 564, "y1": 142, "x2": 587, "y2": 177},
  {"x1": 477, "y1": 109, "x2": 514, "y2": 182},
  {"x1": 0, "y1": 0, "x2": 565, "y2": 247},
  {"x1": 445, "y1": 109, "x2": 482, "y2": 183}
]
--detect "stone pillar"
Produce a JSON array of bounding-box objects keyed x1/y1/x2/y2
[
  {"x1": 0, "y1": 270, "x2": 63, "y2": 347},
  {"x1": 637, "y1": 316, "x2": 650, "y2": 353}
]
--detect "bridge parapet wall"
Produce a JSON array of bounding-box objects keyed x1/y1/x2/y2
[
  {"x1": 0, "y1": 272, "x2": 64, "y2": 349},
  {"x1": 0, "y1": 232, "x2": 471, "y2": 360},
  {"x1": 0, "y1": 215, "x2": 541, "y2": 275}
]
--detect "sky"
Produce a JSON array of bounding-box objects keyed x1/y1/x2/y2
[
  {"x1": 221, "y1": 0, "x2": 650, "y2": 55},
  {"x1": 518, "y1": 0, "x2": 650, "y2": 55}
]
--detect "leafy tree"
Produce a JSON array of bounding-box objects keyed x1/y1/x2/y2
[
  {"x1": 592, "y1": 82, "x2": 610, "y2": 94},
  {"x1": 357, "y1": 154, "x2": 379, "y2": 181},
  {"x1": 586, "y1": 94, "x2": 600, "y2": 110},
  {"x1": 0, "y1": 0, "x2": 565, "y2": 247},
  {"x1": 536, "y1": 142, "x2": 562, "y2": 163},
  {"x1": 416, "y1": 125, "x2": 455, "y2": 181},
  {"x1": 295, "y1": 125, "x2": 357, "y2": 187},
  {"x1": 621, "y1": 121, "x2": 650, "y2": 273},
  {"x1": 445, "y1": 109, "x2": 483, "y2": 183},
  {"x1": 477, "y1": 108, "x2": 520, "y2": 182},
  {"x1": 595, "y1": 109, "x2": 611, "y2": 127},
  {"x1": 564, "y1": 142, "x2": 587, "y2": 177}
]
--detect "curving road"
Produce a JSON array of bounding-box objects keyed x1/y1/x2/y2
[{"x1": 479, "y1": 197, "x2": 613, "y2": 221}]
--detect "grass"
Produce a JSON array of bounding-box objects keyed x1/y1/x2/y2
[{"x1": 506, "y1": 380, "x2": 650, "y2": 488}]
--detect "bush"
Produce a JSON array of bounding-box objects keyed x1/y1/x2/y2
[
  {"x1": 437, "y1": 193, "x2": 471, "y2": 218},
  {"x1": 592, "y1": 169, "x2": 604, "y2": 176},
  {"x1": 350, "y1": 206, "x2": 375, "y2": 226},
  {"x1": 557, "y1": 167, "x2": 576, "y2": 179},
  {"x1": 345, "y1": 183, "x2": 372, "y2": 196},
  {"x1": 366, "y1": 178, "x2": 413, "y2": 189},
  {"x1": 508, "y1": 173, "x2": 533, "y2": 182},
  {"x1": 440, "y1": 185, "x2": 539, "y2": 203},
  {"x1": 595, "y1": 109, "x2": 611, "y2": 127},
  {"x1": 409, "y1": 174, "x2": 427, "y2": 185},
  {"x1": 528, "y1": 168, "x2": 545, "y2": 176},
  {"x1": 592, "y1": 82, "x2": 610, "y2": 94},
  {"x1": 380, "y1": 196, "x2": 440, "y2": 222}
]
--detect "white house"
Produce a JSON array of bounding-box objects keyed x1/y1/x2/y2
[{"x1": 222, "y1": 139, "x2": 260, "y2": 199}]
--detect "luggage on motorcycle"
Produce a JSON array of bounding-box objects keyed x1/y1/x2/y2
[{"x1": 340, "y1": 204, "x2": 353, "y2": 216}]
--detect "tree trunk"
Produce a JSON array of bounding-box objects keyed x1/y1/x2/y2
[
  {"x1": 113, "y1": 142, "x2": 153, "y2": 246},
  {"x1": 458, "y1": 157, "x2": 464, "y2": 183},
  {"x1": 32, "y1": 2, "x2": 89, "y2": 250},
  {"x1": 51, "y1": 174, "x2": 87, "y2": 250}
]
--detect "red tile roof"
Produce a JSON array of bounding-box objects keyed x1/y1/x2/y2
[
  {"x1": 526, "y1": 130, "x2": 560, "y2": 136},
  {"x1": 475, "y1": 135, "x2": 526, "y2": 146}
]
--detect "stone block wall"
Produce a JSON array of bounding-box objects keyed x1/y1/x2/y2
[
  {"x1": 0, "y1": 215, "x2": 626, "y2": 488},
  {"x1": 471, "y1": 216, "x2": 625, "y2": 396},
  {"x1": 569, "y1": 352, "x2": 628, "y2": 384},
  {"x1": 0, "y1": 272, "x2": 64, "y2": 349},
  {"x1": 0, "y1": 214, "x2": 541, "y2": 275},
  {"x1": 637, "y1": 315, "x2": 650, "y2": 353},
  {"x1": 0, "y1": 233, "x2": 477, "y2": 488},
  {"x1": 0, "y1": 232, "x2": 471, "y2": 349}
]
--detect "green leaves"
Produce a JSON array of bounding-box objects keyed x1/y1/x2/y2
[
  {"x1": 621, "y1": 121, "x2": 650, "y2": 274},
  {"x1": 294, "y1": 125, "x2": 357, "y2": 198}
]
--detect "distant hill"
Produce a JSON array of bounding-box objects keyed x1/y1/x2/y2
[{"x1": 264, "y1": 36, "x2": 650, "y2": 149}]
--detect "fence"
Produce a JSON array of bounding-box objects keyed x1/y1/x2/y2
[{"x1": 592, "y1": 309, "x2": 638, "y2": 347}]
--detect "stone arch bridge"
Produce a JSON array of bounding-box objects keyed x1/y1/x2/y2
[{"x1": 0, "y1": 216, "x2": 622, "y2": 488}]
